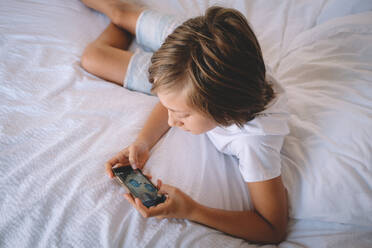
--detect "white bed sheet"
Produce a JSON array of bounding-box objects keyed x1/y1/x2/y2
[{"x1": 0, "y1": 0, "x2": 371, "y2": 247}]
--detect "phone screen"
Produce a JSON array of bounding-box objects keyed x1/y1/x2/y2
[{"x1": 112, "y1": 166, "x2": 166, "y2": 208}]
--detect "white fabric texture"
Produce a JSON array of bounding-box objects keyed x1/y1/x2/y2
[
  {"x1": 278, "y1": 11, "x2": 372, "y2": 227},
  {"x1": 207, "y1": 71, "x2": 290, "y2": 182},
  {"x1": 1, "y1": 0, "x2": 372, "y2": 247}
]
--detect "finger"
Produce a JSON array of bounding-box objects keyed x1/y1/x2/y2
[
  {"x1": 116, "y1": 150, "x2": 130, "y2": 165},
  {"x1": 105, "y1": 162, "x2": 115, "y2": 178},
  {"x1": 134, "y1": 198, "x2": 151, "y2": 218},
  {"x1": 158, "y1": 184, "x2": 174, "y2": 195},
  {"x1": 129, "y1": 147, "x2": 138, "y2": 169},
  {"x1": 105, "y1": 151, "x2": 127, "y2": 178},
  {"x1": 156, "y1": 179, "x2": 162, "y2": 190},
  {"x1": 106, "y1": 156, "x2": 119, "y2": 167},
  {"x1": 112, "y1": 162, "x2": 127, "y2": 168}
]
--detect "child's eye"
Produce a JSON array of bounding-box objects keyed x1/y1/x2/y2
[{"x1": 178, "y1": 114, "x2": 190, "y2": 119}]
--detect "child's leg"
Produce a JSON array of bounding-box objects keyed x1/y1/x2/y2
[
  {"x1": 81, "y1": 0, "x2": 184, "y2": 52},
  {"x1": 81, "y1": 22, "x2": 133, "y2": 86},
  {"x1": 81, "y1": 0, "x2": 142, "y2": 35},
  {"x1": 81, "y1": 0, "x2": 146, "y2": 86},
  {"x1": 80, "y1": 0, "x2": 184, "y2": 92},
  {"x1": 81, "y1": 21, "x2": 154, "y2": 94}
]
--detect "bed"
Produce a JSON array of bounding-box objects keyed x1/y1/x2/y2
[{"x1": 1, "y1": 0, "x2": 372, "y2": 247}]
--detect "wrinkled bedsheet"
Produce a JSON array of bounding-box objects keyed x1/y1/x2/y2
[{"x1": 1, "y1": 0, "x2": 372, "y2": 247}]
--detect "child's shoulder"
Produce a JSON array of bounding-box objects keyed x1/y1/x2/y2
[{"x1": 209, "y1": 75, "x2": 289, "y2": 138}]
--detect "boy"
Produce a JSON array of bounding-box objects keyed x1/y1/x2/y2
[{"x1": 81, "y1": 0, "x2": 289, "y2": 243}]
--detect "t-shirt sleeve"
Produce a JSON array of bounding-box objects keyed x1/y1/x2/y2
[{"x1": 231, "y1": 135, "x2": 285, "y2": 182}]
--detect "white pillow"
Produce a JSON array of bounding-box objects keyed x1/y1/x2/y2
[
  {"x1": 277, "y1": 12, "x2": 372, "y2": 226},
  {"x1": 317, "y1": 0, "x2": 372, "y2": 25}
]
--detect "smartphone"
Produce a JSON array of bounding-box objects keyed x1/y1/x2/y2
[{"x1": 112, "y1": 165, "x2": 166, "y2": 208}]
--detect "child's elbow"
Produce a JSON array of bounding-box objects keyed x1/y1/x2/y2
[
  {"x1": 259, "y1": 219, "x2": 288, "y2": 245},
  {"x1": 269, "y1": 216, "x2": 288, "y2": 244},
  {"x1": 269, "y1": 207, "x2": 289, "y2": 244},
  {"x1": 271, "y1": 228, "x2": 287, "y2": 245},
  {"x1": 241, "y1": 227, "x2": 287, "y2": 245}
]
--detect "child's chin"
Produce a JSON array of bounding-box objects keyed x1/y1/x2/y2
[
  {"x1": 181, "y1": 128, "x2": 195, "y2": 134},
  {"x1": 185, "y1": 127, "x2": 215, "y2": 135}
]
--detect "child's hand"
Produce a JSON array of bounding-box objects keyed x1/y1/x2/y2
[
  {"x1": 105, "y1": 140, "x2": 150, "y2": 178},
  {"x1": 124, "y1": 180, "x2": 197, "y2": 220}
]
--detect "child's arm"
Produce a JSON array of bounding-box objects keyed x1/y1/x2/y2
[
  {"x1": 124, "y1": 176, "x2": 288, "y2": 244},
  {"x1": 105, "y1": 101, "x2": 170, "y2": 173},
  {"x1": 136, "y1": 101, "x2": 170, "y2": 150},
  {"x1": 189, "y1": 177, "x2": 288, "y2": 244}
]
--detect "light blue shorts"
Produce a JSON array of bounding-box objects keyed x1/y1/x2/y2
[{"x1": 124, "y1": 10, "x2": 184, "y2": 95}]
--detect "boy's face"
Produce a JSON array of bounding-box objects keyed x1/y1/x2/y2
[{"x1": 158, "y1": 89, "x2": 217, "y2": 135}]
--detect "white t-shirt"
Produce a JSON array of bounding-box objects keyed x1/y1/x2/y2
[{"x1": 206, "y1": 69, "x2": 290, "y2": 182}]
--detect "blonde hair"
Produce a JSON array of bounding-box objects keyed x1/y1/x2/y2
[{"x1": 149, "y1": 6, "x2": 274, "y2": 127}]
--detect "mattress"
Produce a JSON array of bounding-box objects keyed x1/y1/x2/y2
[{"x1": 1, "y1": 0, "x2": 372, "y2": 247}]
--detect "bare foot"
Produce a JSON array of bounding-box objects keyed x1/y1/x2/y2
[{"x1": 81, "y1": 0, "x2": 143, "y2": 34}]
